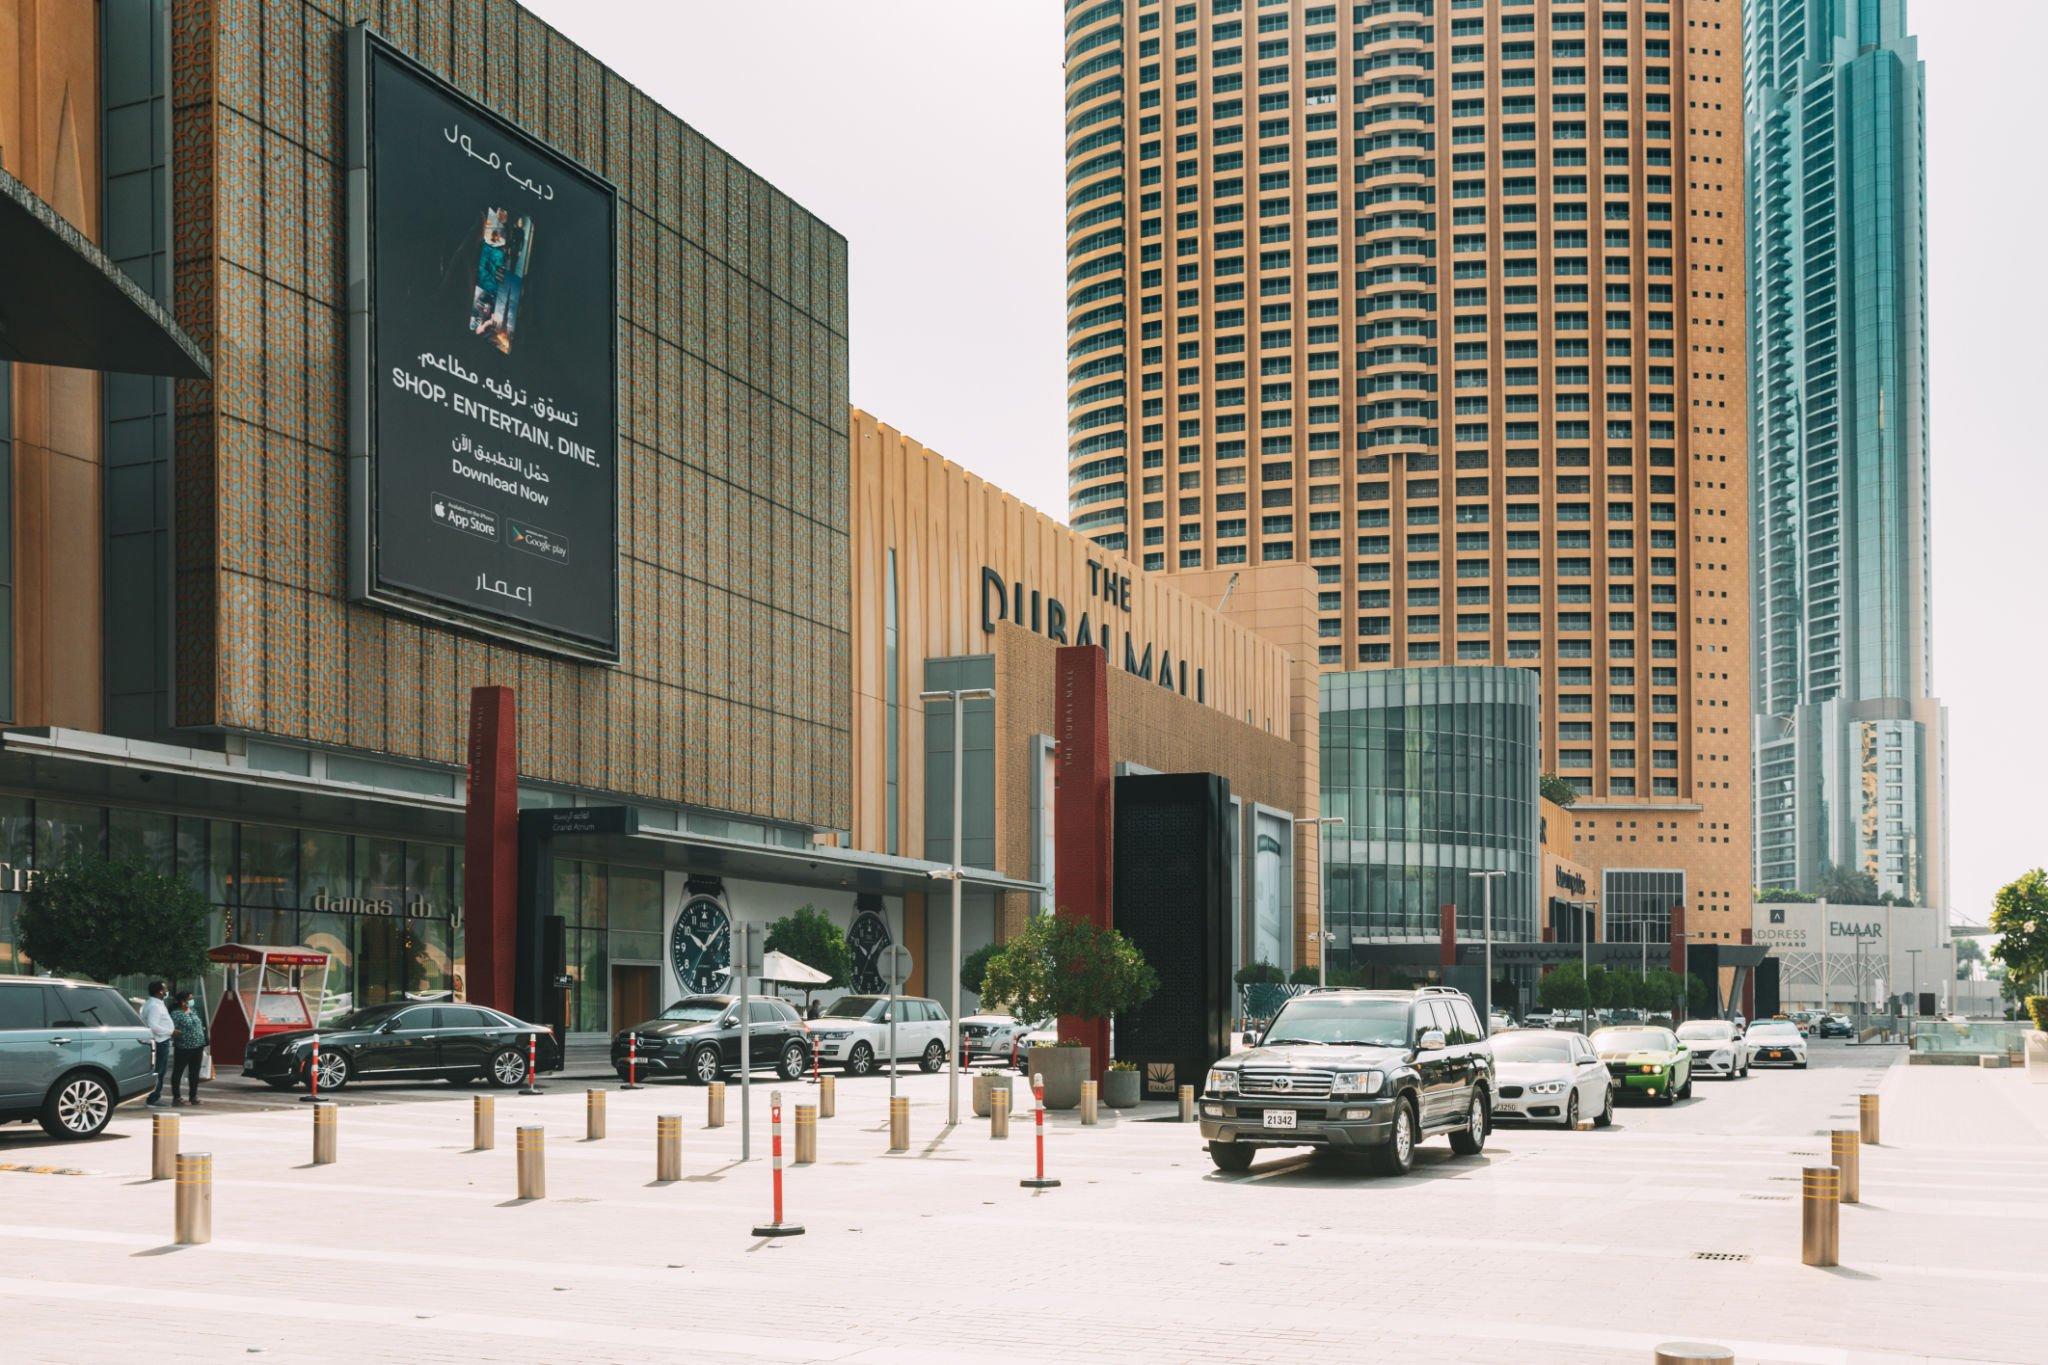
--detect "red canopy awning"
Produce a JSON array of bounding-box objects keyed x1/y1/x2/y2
[{"x1": 208, "y1": 943, "x2": 330, "y2": 968}]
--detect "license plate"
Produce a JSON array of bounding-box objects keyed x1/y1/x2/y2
[
  {"x1": 1261, "y1": 1109, "x2": 1297, "y2": 1130},
  {"x1": 1766, "y1": 1050, "x2": 1783, "y2": 1058}
]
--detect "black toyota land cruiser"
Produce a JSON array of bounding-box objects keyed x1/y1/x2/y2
[{"x1": 1199, "y1": 986, "x2": 1494, "y2": 1175}]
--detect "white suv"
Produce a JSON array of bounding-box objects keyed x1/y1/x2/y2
[{"x1": 809, "y1": 994, "x2": 951, "y2": 1076}]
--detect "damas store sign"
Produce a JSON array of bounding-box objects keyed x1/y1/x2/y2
[
  {"x1": 310, "y1": 889, "x2": 463, "y2": 932},
  {"x1": 981, "y1": 563, "x2": 1208, "y2": 702}
]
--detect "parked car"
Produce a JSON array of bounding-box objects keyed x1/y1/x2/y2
[
  {"x1": 242, "y1": 1001, "x2": 562, "y2": 1092},
  {"x1": 1590, "y1": 1025, "x2": 1693, "y2": 1104},
  {"x1": 1487, "y1": 1009, "x2": 1517, "y2": 1034},
  {"x1": 1745, "y1": 1019, "x2": 1808, "y2": 1068},
  {"x1": 960, "y1": 1013, "x2": 1024, "y2": 1065},
  {"x1": 1816, "y1": 1013, "x2": 1854, "y2": 1039},
  {"x1": 1011, "y1": 1020, "x2": 1059, "y2": 1071},
  {"x1": 1789, "y1": 1011, "x2": 1819, "y2": 1037},
  {"x1": 1521, "y1": 1009, "x2": 1555, "y2": 1030},
  {"x1": 0, "y1": 977, "x2": 156, "y2": 1140},
  {"x1": 1490, "y1": 1027, "x2": 1613, "y2": 1128},
  {"x1": 809, "y1": 994, "x2": 950, "y2": 1076},
  {"x1": 1199, "y1": 985, "x2": 1494, "y2": 1176},
  {"x1": 1675, "y1": 1018, "x2": 1751, "y2": 1079},
  {"x1": 611, "y1": 995, "x2": 811, "y2": 1084}
]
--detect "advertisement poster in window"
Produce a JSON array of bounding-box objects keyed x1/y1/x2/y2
[{"x1": 346, "y1": 27, "x2": 620, "y2": 661}]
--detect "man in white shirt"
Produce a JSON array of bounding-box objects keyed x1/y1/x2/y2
[{"x1": 141, "y1": 980, "x2": 175, "y2": 1107}]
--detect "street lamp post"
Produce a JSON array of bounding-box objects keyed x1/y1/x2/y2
[
  {"x1": 1295, "y1": 816, "x2": 1342, "y2": 988},
  {"x1": 1906, "y1": 947, "x2": 1924, "y2": 1025},
  {"x1": 919, "y1": 684, "x2": 995, "y2": 1130},
  {"x1": 1569, "y1": 898, "x2": 1597, "y2": 1034},
  {"x1": 1672, "y1": 930, "x2": 1691, "y2": 1022},
  {"x1": 1469, "y1": 870, "x2": 1509, "y2": 1024}
]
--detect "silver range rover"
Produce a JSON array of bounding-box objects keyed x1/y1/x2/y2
[{"x1": 1200, "y1": 987, "x2": 1495, "y2": 1176}]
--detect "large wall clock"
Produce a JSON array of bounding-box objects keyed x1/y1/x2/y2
[
  {"x1": 847, "y1": 903, "x2": 895, "y2": 995},
  {"x1": 670, "y1": 892, "x2": 733, "y2": 994}
]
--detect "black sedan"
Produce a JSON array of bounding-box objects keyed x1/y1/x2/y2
[
  {"x1": 1817, "y1": 1013, "x2": 1854, "y2": 1038},
  {"x1": 242, "y1": 1002, "x2": 562, "y2": 1092},
  {"x1": 612, "y1": 995, "x2": 812, "y2": 1084}
]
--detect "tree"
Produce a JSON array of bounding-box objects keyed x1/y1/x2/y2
[
  {"x1": 979, "y1": 912, "x2": 1158, "y2": 1028},
  {"x1": 1756, "y1": 885, "x2": 1815, "y2": 904},
  {"x1": 1538, "y1": 962, "x2": 1590, "y2": 1013},
  {"x1": 761, "y1": 905, "x2": 851, "y2": 1006},
  {"x1": 1234, "y1": 960, "x2": 1285, "y2": 985},
  {"x1": 1288, "y1": 963, "x2": 1321, "y2": 986},
  {"x1": 1640, "y1": 968, "x2": 1687, "y2": 1016},
  {"x1": 1539, "y1": 773, "x2": 1579, "y2": 808},
  {"x1": 1808, "y1": 863, "x2": 1881, "y2": 906},
  {"x1": 1955, "y1": 937, "x2": 1985, "y2": 979},
  {"x1": 17, "y1": 853, "x2": 210, "y2": 987},
  {"x1": 960, "y1": 942, "x2": 998, "y2": 997},
  {"x1": 1988, "y1": 869, "x2": 2048, "y2": 994},
  {"x1": 1685, "y1": 972, "x2": 1715, "y2": 1017}
]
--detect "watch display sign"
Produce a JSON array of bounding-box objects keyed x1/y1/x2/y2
[{"x1": 346, "y1": 26, "x2": 620, "y2": 661}]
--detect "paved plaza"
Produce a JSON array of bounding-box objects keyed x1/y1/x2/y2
[{"x1": 1, "y1": 1043, "x2": 2044, "y2": 1363}]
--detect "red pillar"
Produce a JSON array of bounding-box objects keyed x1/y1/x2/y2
[
  {"x1": 1669, "y1": 904, "x2": 1687, "y2": 974},
  {"x1": 463, "y1": 686, "x2": 518, "y2": 1013},
  {"x1": 1438, "y1": 903, "x2": 1457, "y2": 970},
  {"x1": 1053, "y1": 646, "x2": 1112, "y2": 1077}
]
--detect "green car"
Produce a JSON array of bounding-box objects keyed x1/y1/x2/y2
[{"x1": 1591, "y1": 1025, "x2": 1693, "y2": 1104}]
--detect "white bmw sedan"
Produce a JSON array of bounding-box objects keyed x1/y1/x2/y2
[
  {"x1": 1490, "y1": 1028, "x2": 1613, "y2": 1128},
  {"x1": 1677, "y1": 1019, "x2": 1751, "y2": 1079}
]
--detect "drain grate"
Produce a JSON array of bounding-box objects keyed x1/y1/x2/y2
[
  {"x1": 1693, "y1": 1251, "x2": 1754, "y2": 1261},
  {"x1": 1744, "y1": 1195, "x2": 1790, "y2": 1202}
]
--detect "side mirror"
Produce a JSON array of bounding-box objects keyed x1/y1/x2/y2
[
  {"x1": 1417, "y1": 1029, "x2": 1446, "y2": 1051},
  {"x1": 1241, "y1": 1029, "x2": 1261, "y2": 1048},
  {"x1": 720, "y1": 1015, "x2": 738, "y2": 1029}
]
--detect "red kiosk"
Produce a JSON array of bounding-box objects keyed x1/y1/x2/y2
[{"x1": 206, "y1": 943, "x2": 332, "y2": 1068}]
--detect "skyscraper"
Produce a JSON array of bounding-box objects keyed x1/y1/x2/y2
[
  {"x1": 1746, "y1": 0, "x2": 1946, "y2": 908},
  {"x1": 1062, "y1": 0, "x2": 1753, "y2": 947}
]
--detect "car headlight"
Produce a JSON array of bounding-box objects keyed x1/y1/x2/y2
[
  {"x1": 814, "y1": 1029, "x2": 849, "y2": 1040},
  {"x1": 1529, "y1": 1081, "x2": 1565, "y2": 1095},
  {"x1": 1711, "y1": 1050, "x2": 1732, "y2": 1062},
  {"x1": 1206, "y1": 1068, "x2": 1240, "y2": 1095},
  {"x1": 1333, "y1": 1071, "x2": 1384, "y2": 1096},
  {"x1": 1639, "y1": 1063, "x2": 1664, "y2": 1074}
]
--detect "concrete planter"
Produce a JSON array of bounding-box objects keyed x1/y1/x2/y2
[
  {"x1": 1102, "y1": 1068, "x2": 1141, "y2": 1109},
  {"x1": 972, "y1": 1069, "x2": 1014, "y2": 1117},
  {"x1": 2026, "y1": 1030, "x2": 2048, "y2": 1084},
  {"x1": 1028, "y1": 1045, "x2": 1090, "y2": 1110}
]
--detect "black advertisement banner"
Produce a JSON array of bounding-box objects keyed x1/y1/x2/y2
[{"x1": 347, "y1": 28, "x2": 619, "y2": 660}]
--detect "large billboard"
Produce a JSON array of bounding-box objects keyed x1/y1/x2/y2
[{"x1": 346, "y1": 27, "x2": 619, "y2": 661}]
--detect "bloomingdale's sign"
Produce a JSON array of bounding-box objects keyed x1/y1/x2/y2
[{"x1": 981, "y1": 563, "x2": 1209, "y2": 702}]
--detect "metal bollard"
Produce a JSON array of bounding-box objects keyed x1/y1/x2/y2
[
  {"x1": 311, "y1": 1102, "x2": 337, "y2": 1165},
  {"x1": 152, "y1": 1112, "x2": 179, "y2": 1181},
  {"x1": 516, "y1": 1125, "x2": 546, "y2": 1201},
  {"x1": 990, "y1": 1086, "x2": 1011, "y2": 1139},
  {"x1": 173, "y1": 1152, "x2": 211, "y2": 1245},
  {"x1": 1858, "y1": 1092, "x2": 1880, "y2": 1146},
  {"x1": 888, "y1": 1095, "x2": 910, "y2": 1153},
  {"x1": 1020, "y1": 1073, "x2": 1060, "y2": 1189},
  {"x1": 1801, "y1": 1165, "x2": 1840, "y2": 1267},
  {"x1": 1080, "y1": 1079, "x2": 1099, "y2": 1125},
  {"x1": 586, "y1": 1089, "x2": 607, "y2": 1141},
  {"x1": 656, "y1": 1114, "x2": 683, "y2": 1182},
  {"x1": 707, "y1": 1080, "x2": 726, "y2": 1129},
  {"x1": 473, "y1": 1094, "x2": 495, "y2": 1151},
  {"x1": 818, "y1": 1074, "x2": 836, "y2": 1119},
  {"x1": 750, "y1": 1091, "x2": 805, "y2": 1237},
  {"x1": 794, "y1": 1103, "x2": 817, "y2": 1165},
  {"x1": 1654, "y1": 1346, "x2": 1734, "y2": 1365},
  {"x1": 1178, "y1": 1083, "x2": 1195, "y2": 1122},
  {"x1": 1830, "y1": 1129, "x2": 1860, "y2": 1204}
]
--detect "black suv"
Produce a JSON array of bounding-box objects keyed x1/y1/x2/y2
[
  {"x1": 1200, "y1": 986, "x2": 1494, "y2": 1175},
  {"x1": 611, "y1": 995, "x2": 812, "y2": 1084}
]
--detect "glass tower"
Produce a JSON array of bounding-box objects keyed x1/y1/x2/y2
[{"x1": 1745, "y1": 0, "x2": 1947, "y2": 907}]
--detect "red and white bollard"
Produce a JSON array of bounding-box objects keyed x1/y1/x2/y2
[
  {"x1": 750, "y1": 1090, "x2": 805, "y2": 1238},
  {"x1": 808, "y1": 1025, "x2": 821, "y2": 1086},
  {"x1": 298, "y1": 1031, "x2": 323, "y2": 1103},
  {"x1": 1020, "y1": 1073, "x2": 1060, "y2": 1189},
  {"x1": 621, "y1": 1034, "x2": 643, "y2": 1090},
  {"x1": 520, "y1": 1032, "x2": 542, "y2": 1096}
]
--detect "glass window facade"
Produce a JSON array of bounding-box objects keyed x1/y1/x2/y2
[
  {"x1": 1602, "y1": 867, "x2": 1684, "y2": 945},
  {"x1": 1321, "y1": 667, "x2": 1539, "y2": 958}
]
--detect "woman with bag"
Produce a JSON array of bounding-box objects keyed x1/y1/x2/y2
[{"x1": 169, "y1": 990, "x2": 209, "y2": 1106}]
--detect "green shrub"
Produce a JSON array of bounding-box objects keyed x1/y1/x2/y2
[
  {"x1": 1107, "y1": 1059, "x2": 1138, "y2": 1072},
  {"x1": 1288, "y1": 964, "x2": 1321, "y2": 986},
  {"x1": 1234, "y1": 960, "x2": 1285, "y2": 985},
  {"x1": 2027, "y1": 996, "x2": 2048, "y2": 1032},
  {"x1": 980, "y1": 913, "x2": 1159, "y2": 1027}
]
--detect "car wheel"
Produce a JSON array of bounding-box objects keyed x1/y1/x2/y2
[
  {"x1": 1449, "y1": 1090, "x2": 1488, "y2": 1156},
  {"x1": 1680, "y1": 1074, "x2": 1693, "y2": 1100},
  {"x1": 691, "y1": 1047, "x2": 721, "y2": 1085},
  {"x1": 40, "y1": 1073, "x2": 114, "y2": 1140},
  {"x1": 313, "y1": 1051, "x2": 350, "y2": 1093},
  {"x1": 779, "y1": 1042, "x2": 808, "y2": 1081},
  {"x1": 1593, "y1": 1085, "x2": 1614, "y2": 1128},
  {"x1": 1796, "y1": 1058, "x2": 1808, "y2": 1070},
  {"x1": 488, "y1": 1047, "x2": 527, "y2": 1089},
  {"x1": 1563, "y1": 1092, "x2": 1580, "y2": 1130},
  {"x1": 1207, "y1": 1140, "x2": 1255, "y2": 1173},
  {"x1": 1370, "y1": 1098, "x2": 1417, "y2": 1176},
  {"x1": 845, "y1": 1041, "x2": 875, "y2": 1077},
  {"x1": 919, "y1": 1040, "x2": 945, "y2": 1074}
]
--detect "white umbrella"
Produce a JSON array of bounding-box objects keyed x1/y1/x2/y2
[{"x1": 759, "y1": 950, "x2": 831, "y2": 987}]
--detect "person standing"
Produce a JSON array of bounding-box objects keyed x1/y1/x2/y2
[
  {"x1": 169, "y1": 991, "x2": 209, "y2": 1106},
  {"x1": 141, "y1": 981, "x2": 174, "y2": 1107}
]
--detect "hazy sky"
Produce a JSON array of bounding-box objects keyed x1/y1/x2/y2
[{"x1": 529, "y1": 1, "x2": 2046, "y2": 923}]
